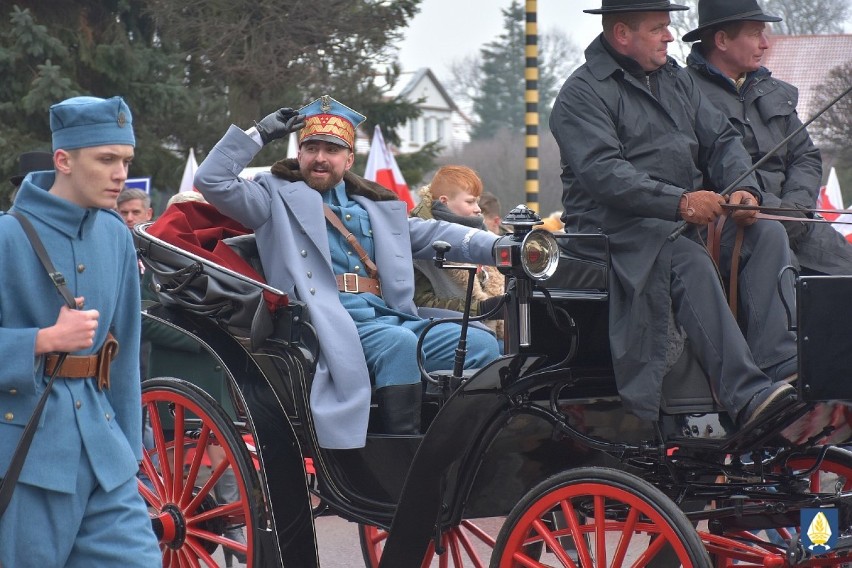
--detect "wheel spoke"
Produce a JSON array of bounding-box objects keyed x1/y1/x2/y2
[
  {"x1": 185, "y1": 457, "x2": 228, "y2": 516},
  {"x1": 531, "y1": 517, "x2": 578, "y2": 567},
  {"x1": 562, "y1": 499, "x2": 594, "y2": 568},
  {"x1": 631, "y1": 530, "x2": 669, "y2": 568},
  {"x1": 172, "y1": 405, "x2": 186, "y2": 501},
  {"x1": 180, "y1": 430, "x2": 212, "y2": 507},
  {"x1": 150, "y1": 399, "x2": 175, "y2": 499},
  {"x1": 455, "y1": 526, "x2": 488, "y2": 568},
  {"x1": 461, "y1": 519, "x2": 497, "y2": 547},
  {"x1": 611, "y1": 505, "x2": 639, "y2": 567},
  {"x1": 594, "y1": 495, "x2": 607, "y2": 568}
]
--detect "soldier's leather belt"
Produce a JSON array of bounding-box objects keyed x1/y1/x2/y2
[
  {"x1": 43, "y1": 333, "x2": 119, "y2": 391},
  {"x1": 336, "y1": 273, "x2": 382, "y2": 296}
]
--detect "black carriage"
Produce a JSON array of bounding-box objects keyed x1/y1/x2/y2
[{"x1": 133, "y1": 201, "x2": 852, "y2": 567}]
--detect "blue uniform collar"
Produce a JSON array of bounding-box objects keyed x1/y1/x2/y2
[
  {"x1": 11, "y1": 172, "x2": 103, "y2": 239},
  {"x1": 321, "y1": 180, "x2": 348, "y2": 206}
]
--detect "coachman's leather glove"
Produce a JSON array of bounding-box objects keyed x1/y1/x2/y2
[
  {"x1": 254, "y1": 108, "x2": 307, "y2": 145},
  {"x1": 679, "y1": 190, "x2": 725, "y2": 224}
]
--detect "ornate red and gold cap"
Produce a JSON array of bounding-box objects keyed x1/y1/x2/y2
[{"x1": 297, "y1": 95, "x2": 366, "y2": 150}]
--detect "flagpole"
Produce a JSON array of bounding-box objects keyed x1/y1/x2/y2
[{"x1": 525, "y1": 0, "x2": 539, "y2": 213}]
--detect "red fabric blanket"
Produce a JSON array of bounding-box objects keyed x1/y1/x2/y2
[{"x1": 148, "y1": 201, "x2": 288, "y2": 309}]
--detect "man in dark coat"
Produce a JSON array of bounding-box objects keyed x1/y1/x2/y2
[
  {"x1": 685, "y1": 0, "x2": 852, "y2": 275},
  {"x1": 549, "y1": 0, "x2": 796, "y2": 428}
]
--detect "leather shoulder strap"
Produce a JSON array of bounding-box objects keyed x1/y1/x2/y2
[
  {"x1": 9, "y1": 211, "x2": 76, "y2": 309},
  {"x1": 323, "y1": 204, "x2": 379, "y2": 279},
  {"x1": 0, "y1": 211, "x2": 73, "y2": 518}
]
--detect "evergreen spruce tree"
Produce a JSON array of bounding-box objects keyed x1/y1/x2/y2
[
  {"x1": 468, "y1": 1, "x2": 579, "y2": 141},
  {"x1": 470, "y1": 2, "x2": 527, "y2": 140}
]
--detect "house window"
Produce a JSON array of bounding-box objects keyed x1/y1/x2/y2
[
  {"x1": 423, "y1": 118, "x2": 430, "y2": 143},
  {"x1": 409, "y1": 119, "x2": 417, "y2": 144},
  {"x1": 436, "y1": 119, "x2": 445, "y2": 142}
]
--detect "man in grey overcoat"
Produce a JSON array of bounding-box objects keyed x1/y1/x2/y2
[
  {"x1": 685, "y1": 0, "x2": 852, "y2": 275},
  {"x1": 195, "y1": 96, "x2": 501, "y2": 449},
  {"x1": 550, "y1": 0, "x2": 797, "y2": 429}
]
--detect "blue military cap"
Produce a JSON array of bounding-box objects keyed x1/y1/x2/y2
[
  {"x1": 297, "y1": 95, "x2": 366, "y2": 150},
  {"x1": 50, "y1": 96, "x2": 135, "y2": 152}
]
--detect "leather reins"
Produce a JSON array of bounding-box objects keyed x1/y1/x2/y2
[{"x1": 706, "y1": 203, "x2": 852, "y2": 319}]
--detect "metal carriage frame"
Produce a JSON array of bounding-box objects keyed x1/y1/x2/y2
[{"x1": 134, "y1": 205, "x2": 852, "y2": 568}]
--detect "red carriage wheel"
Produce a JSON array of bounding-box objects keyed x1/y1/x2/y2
[
  {"x1": 698, "y1": 446, "x2": 852, "y2": 568},
  {"x1": 491, "y1": 467, "x2": 712, "y2": 568},
  {"x1": 139, "y1": 378, "x2": 260, "y2": 567},
  {"x1": 359, "y1": 519, "x2": 499, "y2": 567}
]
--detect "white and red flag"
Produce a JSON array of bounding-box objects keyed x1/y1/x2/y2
[
  {"x1": 363, "y1": 125, "x2": 414, "y2": 211},
  {"x1": 178, "y1": 148, "x2": 199, "y2": 193},
  {"x1": 824, "y1": 168, "x2": 852, "y2": 242},
  {"x1": 818, "y1": 167, "x2": 843, "y2": 221}
]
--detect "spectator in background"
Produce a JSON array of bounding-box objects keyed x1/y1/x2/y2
[
  {"x1": 410, "y1": 166, "x2": 505, "y2": 339},
  {"x1": 538, "y1": 211, "x2": 565, "y2": 232},
  {"x1": 116, "y1": 187, "x2": 153, "y2": 230},
  {"x1": 167, "y1": 190, "x2": 208, "y2": 207},
  {"x1": 9, "y1": 151, "x2": 54, "y2": 188},
  {"x1": 479, "y1": 191, "x2": 506, "y2": 235},
  {"x1": 8, "y1": 151, "x2": 54, "y2": 203}
]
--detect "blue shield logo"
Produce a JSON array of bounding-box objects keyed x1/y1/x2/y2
[{"x1": 801, "y1": 508, "x2": 838, "y2": 554}]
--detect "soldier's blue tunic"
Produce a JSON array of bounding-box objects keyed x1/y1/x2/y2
[
  {"x1": 0, "y1": 173, "x2": 159, "y2": 567},
  {"x1": 322, "y1": 184, "x2": 498, "y2": 389}
]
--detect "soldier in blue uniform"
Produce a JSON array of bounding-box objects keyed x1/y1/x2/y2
[
  {"x1": 195, "y1": 96, "x2": 502, "y2": 447},
  {"x1": 0, "y1": 96, "x2": 160, "y2": 566}
]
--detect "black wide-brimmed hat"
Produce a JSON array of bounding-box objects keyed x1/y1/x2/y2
[
  {"x1": 683, "y1": 0, "x2": 781, "y2": 42},
  {"x1": 584, "y1": 0, "x2": 689, "y2": 14},
  {"x1": 9, "y1": 151, "x2": 54, "y2": 187}
]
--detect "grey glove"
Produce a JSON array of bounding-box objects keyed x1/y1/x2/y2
[{"x1": 254, "y1": 108, "x2": 307, "y2": 145}]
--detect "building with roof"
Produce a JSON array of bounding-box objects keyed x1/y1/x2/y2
[
  {"x1": 762, "y1": 34, "x2": 852, "y2": 120},
  {"x1": 379, "y1": 68, "x2": 473, "y2": 155}
]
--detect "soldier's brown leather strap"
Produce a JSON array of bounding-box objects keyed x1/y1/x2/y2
[{"x1": 323, "y1": 204, "x2": 380, "y2": 279}]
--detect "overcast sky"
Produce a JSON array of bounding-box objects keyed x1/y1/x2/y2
[
  {"x1": 397, "y1": 0, "x2": 602, "y2": 82},
  {"x1": 397, "y1": 0, "x2": 852, "y2": 84}
]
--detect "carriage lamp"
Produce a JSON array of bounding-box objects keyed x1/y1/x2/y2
[
  {"x1": 521, "y1": 230, "x2": 559, "y2": 281},
  {"x1": 502, "y1": 204, "x2": 544, "y2": 238},
  {"x1": 495, "y1": 204, "x2": 545, "y2": 270}
]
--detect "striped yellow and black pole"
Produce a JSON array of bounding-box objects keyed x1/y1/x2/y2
[{"x1": 524, "y1": 0, "x2": 539, "y2": 212}]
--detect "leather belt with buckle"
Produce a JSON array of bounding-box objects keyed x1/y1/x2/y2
[
  {"x1": 43, "y1": 333, "x2": 119, "y2": 391},
  {"x1": 336, "y1": 273, "x2": 382, "y2": 297}
]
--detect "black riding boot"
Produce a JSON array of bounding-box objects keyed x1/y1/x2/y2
[{"x1": 376, "y1": 383, "x2": 422, "y2": 435}]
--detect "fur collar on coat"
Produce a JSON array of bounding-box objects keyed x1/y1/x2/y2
[{"x1": 270, "y1": 158, "x2": 399, "y2": 202}]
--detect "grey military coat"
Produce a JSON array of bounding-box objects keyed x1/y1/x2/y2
[
  {"x1": 687, "y1": 45, "x2": 852, "y2": 275},
  {"x1": 195, "y1": 126, "x2": 498, "y2": 448},
  {"x1": 549, "y1": 36, "x2": 760, "y2": 420}
]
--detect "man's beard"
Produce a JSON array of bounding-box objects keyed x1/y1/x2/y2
[{"x1": 303, "y1": 168, "x2": 343, "y2": 192}]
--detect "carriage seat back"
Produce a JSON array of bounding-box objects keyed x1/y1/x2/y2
[
  {"x1": 136, "y1": 201, "x2": 295, "y2": 350},
  {"x1": 222, "y1": 234, "x2": 265, "y2": 280}
]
